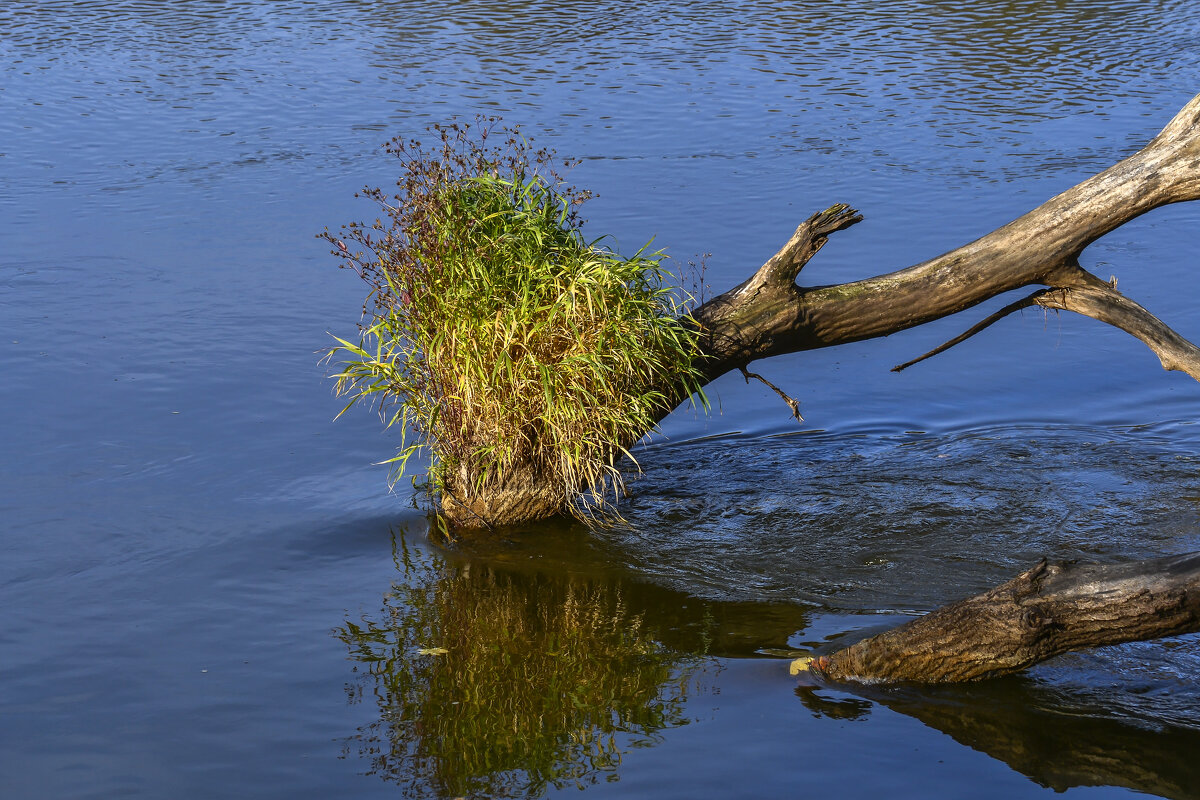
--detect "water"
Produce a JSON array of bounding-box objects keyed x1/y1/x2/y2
[{"x1": 3, "y1": 1, "x2": 1200, "y2": 797}]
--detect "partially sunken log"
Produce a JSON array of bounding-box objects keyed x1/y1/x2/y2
[{"x1": 812, "y1": 552, "x2": 1200, "y2": 684}]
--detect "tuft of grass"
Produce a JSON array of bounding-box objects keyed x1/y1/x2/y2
[{"x1": 321, "y1": 119, "x2": 706, "y2": 520}]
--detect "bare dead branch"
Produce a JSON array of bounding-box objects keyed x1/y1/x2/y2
[
  {"x1": 892, "y1": 288, "x2": 1057, "y2": 373},
  {"x1": 691, "y1": 91, "x2": 1200, "y2": 384},
  {"x1": 739, "y1": 366, "x2": 802, "y2": 421},
  {"x1": 1035, "y1": 282, "x2": 1200, "y2": 381},
  {"x1": 756, "y1": 203, "x2": 863, "y2": 286}
]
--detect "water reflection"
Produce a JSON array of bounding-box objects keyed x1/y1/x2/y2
[
  {"x1": 336, "y1": 516, "x2": 1200, "y2": 798},
  {"x1": 797, "y1": 668, "x2": 1200, "y2": 800},
  {"x1": 334, "y1": 531, "x2": 731, "y2": 797}
]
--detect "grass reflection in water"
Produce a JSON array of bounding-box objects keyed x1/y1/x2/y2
[{"x1": 334, "y1": 533, "x2": 717, "y2": 797}]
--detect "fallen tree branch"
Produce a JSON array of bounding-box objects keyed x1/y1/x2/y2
[
  {"x1": 1034, "y1": 272, "x2": 1200, "y2": 381},
  {"x1": 891, "y1": 288, "x2": 1057, "y2": 373},
  {"x1": 689, "y1": 91, "x2": 1200, "y2": 386},
  {"x1": 445, "y1": 93, "x2": 1200, "y2": 527},
  {"x1": 739, "y1": 366, "x2": 803, "y2": 421},
  {"x1": 809, "y1": 552, "x2": 1200, "y2": 683}
]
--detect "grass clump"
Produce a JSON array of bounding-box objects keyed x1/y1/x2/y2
[{"x1": 322, "y1": 120, "x2": 705, "y2": 525}]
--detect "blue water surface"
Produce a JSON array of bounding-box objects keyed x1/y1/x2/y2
[{"x1": 3, "y1": 2, "x2": 1200, "y2": 797}]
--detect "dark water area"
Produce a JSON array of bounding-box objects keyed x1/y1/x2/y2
[{"x1": 4, "y1": 1, "x2": 1200, "y2": 797}]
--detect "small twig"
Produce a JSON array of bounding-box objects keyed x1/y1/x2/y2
[
  {"x1": 892, "y1": 288, "x2": 1057, "y2": 373},
  {"x1": 740, "y1": 366, "x2": 803, "y2": 422}
]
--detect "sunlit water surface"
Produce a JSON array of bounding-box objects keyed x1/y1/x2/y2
[{"x1": 3, "y1": 1, "x2": 1200, "y2": 797}]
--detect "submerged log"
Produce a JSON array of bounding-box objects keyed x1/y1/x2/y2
[{"x1": 811, "y1": 552, "x2": 1200, "y2": 684}]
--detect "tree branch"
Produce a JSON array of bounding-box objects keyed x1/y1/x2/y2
[
  {"x1": 690, "y1": 91, "x2": 1200, "y2": 386},
  {"x1": 891, "y1": 288, "x2": 1057, "y2": 373},
  {"x1": 689, "y1": 204, "x2": 862, "y2": 379},
  {"x1": 887, "y1": 262, "x2": 1200, "y2": 379},
  {"x1": 757, "y1": 203, "x2": 864, "y2": 285},
  {"x1": 1034, "y1": 279, "x2": 1200, "y2": 381},
  {"x1": 455, "y1": 94, "x2": 1200, "y2": 526},
  {"x1": 739, "y1": 366, "x2": 802, "y2": 421}
]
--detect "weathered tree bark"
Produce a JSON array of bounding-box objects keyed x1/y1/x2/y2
[
  {"x1": 439, "y1": 464, "x2": 565, "y2": 531},
  {"x1": 690, "y1": 91, "x2": 1200, "y2": 385},
  {"x1": 445, "y1": 91, "x2": 1200, "y2": 528},
  {"x1": 808, "y1": 552, "x2": 1200, "y2": 684}
]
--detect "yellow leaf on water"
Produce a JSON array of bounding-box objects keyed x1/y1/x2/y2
[
  {"x1": 789, "y1": 657, "x2": 814, "y2": 675},
  {"x1": 418, "y1": 647, "x2": 449, "y2": 656}
]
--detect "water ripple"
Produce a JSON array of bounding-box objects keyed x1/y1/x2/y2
[
  {"x1": 616, "y1": 425, "x2": 1200, "y2": 610},
  {"x1": 3, "y1": 0, "x2": 1196, "y2": 197}
]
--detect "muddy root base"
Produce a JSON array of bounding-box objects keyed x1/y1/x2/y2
[{"x1": 438, "y1": 476, "x2": 568, "y2": 530}]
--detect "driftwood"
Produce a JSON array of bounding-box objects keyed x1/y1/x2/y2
[
  {"x1": 689, "y1": 91, "x2": 1200, "y2": 386},
  {"x1": 435, "y1": 93, "x2": 1200, "y2": 686},
  {"x1": 807, "y1": 552, "x2": 1200, "y2": 684}
]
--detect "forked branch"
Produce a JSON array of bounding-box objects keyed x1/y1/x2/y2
[
  {"x1": 891, "y1": 288, "x2": 1057, "y2": 373},
  {"x1": 890, "y1": 262, "x2": 1200, "y2": 379},
  {"x1": 1033, "y1": 269, "x2": 1200, "y2": 381}
]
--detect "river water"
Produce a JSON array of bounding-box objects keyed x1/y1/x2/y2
[{"x1": 3, "y1": 1, "x2": 1200, "y2": 797}]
